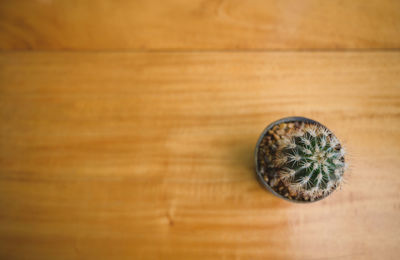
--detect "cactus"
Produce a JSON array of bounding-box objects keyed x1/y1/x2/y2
[{"x1": 259, "y1": 121, "x2": 346, "y2": 201}]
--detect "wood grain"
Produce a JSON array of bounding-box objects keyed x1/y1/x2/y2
[
  {"x1": 0, "y1": 52, "x2": 399, "y2": 259},
  {"x1": 0, "y1": 0, "x2": 400, "y2": 51}
]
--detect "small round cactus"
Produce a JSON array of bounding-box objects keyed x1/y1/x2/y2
[{"x1": 256, "y1": 117, "x2": 346, "y2": 202}]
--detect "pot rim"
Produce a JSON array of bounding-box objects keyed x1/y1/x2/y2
[{"x1": 254, "y1": 116, "x2": 340, "y2": 203}]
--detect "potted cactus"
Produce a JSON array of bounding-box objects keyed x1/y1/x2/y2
[{"x1": 255, "y1": 117, "x2": 346, "y2": 202}]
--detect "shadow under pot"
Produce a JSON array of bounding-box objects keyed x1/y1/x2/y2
[{"x1": 255, "y1": 117, "x2": 346, "y2": 203}]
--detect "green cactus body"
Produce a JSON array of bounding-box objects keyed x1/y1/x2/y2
[{"x1": 267, "y1": 123, "x2": 346, "y2": 201}]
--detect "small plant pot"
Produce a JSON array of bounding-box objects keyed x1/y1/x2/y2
[{"x1": 255, "y1": 117, "x2": 345, "y2": 203}]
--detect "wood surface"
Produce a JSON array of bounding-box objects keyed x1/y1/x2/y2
[
  {"x1": 0, "y1": 0, "x2": 400, "y2": 50},
  {"x1": 0, "y1": 52, "x2": 399, "y2": 259},
  {"x1": 1, "y1": 0, "x2": 400, "y2": 259}
]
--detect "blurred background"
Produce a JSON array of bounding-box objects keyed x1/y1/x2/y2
[{"x1": 0, "y1": 1, "x2": 399, "y2": 259}]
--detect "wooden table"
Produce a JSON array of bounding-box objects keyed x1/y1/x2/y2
[{"x1": 1, "y1": 1, "x2": 399, "y2": 259}]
